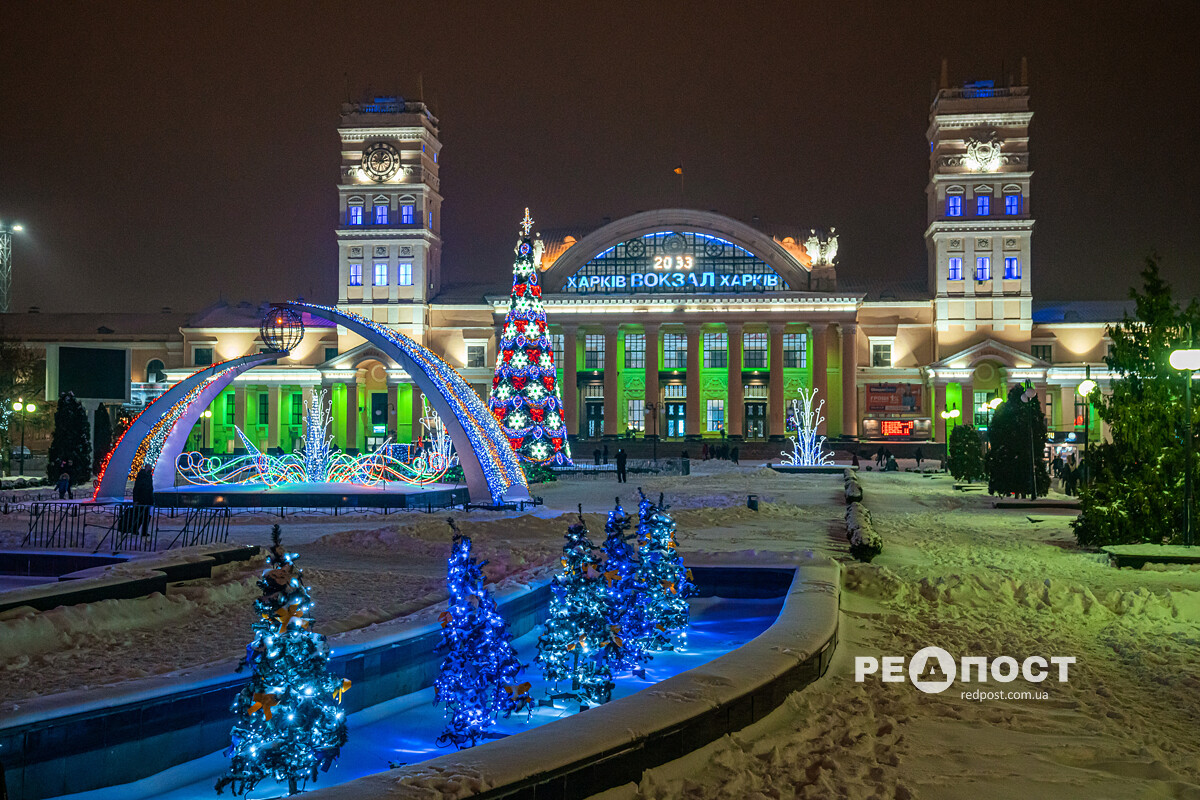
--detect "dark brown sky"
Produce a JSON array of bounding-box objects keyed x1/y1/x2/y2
[{"x1": 2, "y1": 1, "x2": 1198, "y2": 313}]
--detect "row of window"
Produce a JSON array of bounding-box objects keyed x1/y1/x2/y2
[
  {"x1": 195, "y1": 346, "x2": 341, "y2": 367},
  {"x1": 946, "y1": 193, "x2": 1021, "y2": 217},
  {"x1": 346, "y1": 204, "x2": 425, "y2": 227},
  {"x1": 348, "y1": 263, "x2": 414, "y2": 286},
  {"x1": 570, "y1": 332, "x2": 809, "y2": 370},
  {"x1": 947, "y1": 256, "x2": 1021, "y2": 281}
]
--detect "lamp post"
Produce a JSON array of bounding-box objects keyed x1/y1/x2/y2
[
  {"x1": 201, "y1": 409, "x2": 213, "y2": 453},
  {"x1": 0, "y1": 220, "x2": 25, "y2": 314},
  {"x1": 1076, "y1": 374, "x2": 1097, "y2": 486},
  {"x1": 1020, "y1": 381, "x2": 1040, "y2": 499},
  {"x1": 645, "y1": 402, "x2": 661, "y2": 464},
  {"x1": 11, "y1": 399, "x2": 36, "y2": 476},
  {"x1": 1170, "y1": 332, "x2": 1200, "y2": 547}
]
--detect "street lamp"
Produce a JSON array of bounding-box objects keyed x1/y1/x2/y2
[
  {"x1": 201, "y1": 409, "x2": 213, "y2": 452},
  {"x1": 1076, "y1": 373, "x2": 1097, "y2": 489},
  {"x1": 940, "y1": 405, "x2": 960, "y2": 433},
  {"x1": 0, "y1": 220, "x2": 26, "y2": 314},
  {"x1": 645, "y1": 402, "x2": 661, "y2": 464},
  {"x1": 11, "y1": 399, "x2": 36, "y2": 476},
  {"x1": 1170, "y1": 340, "x2": 1200, "y2": 547}
]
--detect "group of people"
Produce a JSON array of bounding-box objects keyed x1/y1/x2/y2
[
  {"x1": 592, "y1": 445, "x2": 630, "y2": 483},
  {"x1": 701, "y1": 441, "x2": 739, "y2": 464},
  {"x1": 1051, "y1": 452, "x2": 1087, "y2": 495}
]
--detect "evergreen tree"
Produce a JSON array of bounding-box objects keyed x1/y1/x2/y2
[
  {"x1": 985, "y1": 384, "x2": 1050, "y2": 498},
  {"x1": 46, "y1": 391, "x2": 90, "y2": 484},
  {"x1": 948, "y1": 424, "x2": 987, "y2": 483},
  {"x1": 1074, "y1": 257, "x2": 1200, "y2": 546},
  {"x1": 434, "y1": 520, "x2": 532, "y2": 748},
  {"x1": 488, "y1": 208, "x2": 572, "y2": 466},
  {"x1": 598, "y1": 498, "x2": 647, "y2": 672},
  {"x1": 92, "y1": 403, "x2": 113, "y2": 476},
  {"x1": 0, "y1": 337, "x2": 45, "y2": 476},
  {"x1": 536, "y1": 510, "x2": 618, "y2": 706},
  {"x1": 216, "y1": 525, "x2": 348, "y2": 796},
  {"x1": 631, "y1": 490, "x2": 695, "y2": 653}
]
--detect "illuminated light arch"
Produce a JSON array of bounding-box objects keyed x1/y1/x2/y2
[
  {"x1": 93, "y1": 352, "x2": 284, "y2": 501},
  {"x1": 540, "y1": 209, "x2": 814, "y2": 293},
  {"x1": 284, "y1": 302, "x2": 529, "y2": 505}
]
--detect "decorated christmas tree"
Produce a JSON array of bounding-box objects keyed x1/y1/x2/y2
[
  {"x1": 488, "y1": 208, "x2": 572, "y2": 466},
  {"x1": 434, "y1": 519, "x2": 532, "y2": 748},
  {"x1": 598, "y1": 498, "x2": 648, "y2": 672},
  {"x1": 216, "y1": 525, "x2": 348, "y2": 796},
  {"x1": 536, "y1": 508, "x2": 619, "y2": 706},
  {"x1": 631, "y1": 490, "x2": 695, "y2": 653}
]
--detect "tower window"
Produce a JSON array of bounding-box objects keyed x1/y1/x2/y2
[
  {"x1": 976, "y1": 194, "x2": 990, "y2": 216},
  {"x1": 348, "y1": 263, "x2": 362, "y2": 286},
  {"x1": 1005, "y1": 194, "x2": 1021, "y2": 215},
  {"x1": 398, "y1": 262, "x2": 413, "y2": 286},
  {"x1": 373, "y1": 263, "x2": 388, "y2": 286},
  {"x1": 1004, "y1": 257, "x2": 1021, "y2": 279},
  {"x1": 946, "y1": 195, "x2": 962, "y2": 217},
  {"x1": 348, "y1": 206, "x2": 363, "y2": 225},
  {"x1": 976, "y1": 256, "x2": 992, "y2": 281},
  {"x1": 401, "y1": 204, "x2": 414, "y2": 224},
  {"x1": 374, "y1": 204, "x2": 388, "y2": 225},
  {"x1": 949, "y1": 257, "x2": 963, "y2": 281}
]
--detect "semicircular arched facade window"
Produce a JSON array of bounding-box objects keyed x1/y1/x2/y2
[{"x1": 563, "y1": 231, "x2": 789, "y2": 295}]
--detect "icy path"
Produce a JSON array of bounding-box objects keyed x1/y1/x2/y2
[{"x1": 50, "y1": 595, "x2": 782, "y2": 800}]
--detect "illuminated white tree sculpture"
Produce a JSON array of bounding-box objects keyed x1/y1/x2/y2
[
  {"x1": 301, "y1": 389, "x2": 335, "y2": 482},
  {"x1": 781, "y1": 387, "x2": 834, "y2": 466}
]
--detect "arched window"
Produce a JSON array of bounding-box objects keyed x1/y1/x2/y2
[
  {"x1": 1003, "y1": 184, "x2": 1023, "y2": 215},
  {"x1": 146, "y1": 359, "x2": 166, "y2": 383},
  {"x1": 398, "y1": 193, "x2": 416, "y2": 225},
  {"x1": 347, "y1": 196, "x2": 365, "y2": 226}
]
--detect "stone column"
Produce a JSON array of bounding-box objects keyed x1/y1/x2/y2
[
  {"x1": 812, "y1": 323, "x2": 829, "y2": 435},
  {"x1": 345, "y1": 383, "x2": 359, "y2": 453},
  {"x1": 935, "y1": 382, "x2": 948, "y2": 442},
  {"x1": 685, "y1": 325, "x2": 702, "y2": 440},
  {"x1": 1060, "y1": 385, "x2": 1075, "y2": 432},
  {"x1": 961, "y1": 380, "x2": 974, "y2": 428},
  {"x1": 726, "y1": 322, "x2": 744, "y2": 438},
  {"x1": 644, "y1": 322, "x2": 661, "y2": 438},
  {"x1": 768, "y1": 323, "x2": 786, "y2": 440},
  {"x1": 603, "y1": 324, "x2": 620, "y2": 439},
  {"x1": 562, "y1": 325, "x2": 579, "y2": 439},
  {"x1": 267, "y1": 385, "x2": 281, "y2": 452},
  {"x1": 840, "y1": 322, "x2": 858, "y2": 438}
]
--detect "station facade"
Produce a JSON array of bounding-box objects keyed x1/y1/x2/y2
[{"x1": 6, "y1": 72, "x2": 1116, "y2": 456}]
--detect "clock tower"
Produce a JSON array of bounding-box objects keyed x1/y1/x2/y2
[
  {"x1": 337, "y1": 96, "x2": 443, "y2": 338},
  {"x1": 926, "y1": 60, "x2": 1033, "y2": 358}
]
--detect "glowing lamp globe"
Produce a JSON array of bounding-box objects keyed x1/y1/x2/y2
[
  {"x1": 1170, "y1": 349, "x2": 1200, "y2": 371},
  {"x1": 1076, "y1": 379, "x2": 1097, "y2": 397},
  {"x1": 260, "y1": 305, "x2": 305, "y2": 352}
]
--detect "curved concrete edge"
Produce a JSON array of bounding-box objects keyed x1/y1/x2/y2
[{"x1": 307, "y1": 557, "x2": 841, "y2": 800}]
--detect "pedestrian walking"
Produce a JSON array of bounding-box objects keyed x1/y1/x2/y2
[
  {"x1": 731, "y1": 445, "x2": 739, "y2": 465},
  {"x1": 602, "y1": 444, "x2": 609, "y2": 465},
  {"x1": 132, "y1": 465, "x2": 155, "y2": 536},
  {"x1": 616, "y1": 448, "x2": 628, "y2": 483},
  {"x1": 914, "y1": 446, "x2": 924, "y2": 468},
  {"x1": 56, "y1": 471, "x2": 71, "y2": 500},
  {"x1": 875, "y1": 446, "x2": 885, "y2": 467},
  {"x1": 593, "y1": 447, "x2": 601, "y2": 466}
]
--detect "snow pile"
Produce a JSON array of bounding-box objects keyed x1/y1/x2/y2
[{"x1": 844, "y1": 502, "x2": 881, "y2": 563}]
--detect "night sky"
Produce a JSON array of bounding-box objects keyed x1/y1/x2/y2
[{"x1": 2, "y1": 2, "x2": 1198, "y2": 314}]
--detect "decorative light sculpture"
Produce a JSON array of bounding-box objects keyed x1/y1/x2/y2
[{"x1": 781, "y1": 387, "x2": 834, "y2": 466}]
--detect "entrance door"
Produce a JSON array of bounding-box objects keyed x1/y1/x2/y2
[
  {"x1": 585, "y1": 402, "x2": 604, "y2": 438},
  {"x1": 744, "y1": 402, "x2": 766, "y2": 439},
  {"x1": 666, "y1": 402, "x2": 686, "y2": 438}
]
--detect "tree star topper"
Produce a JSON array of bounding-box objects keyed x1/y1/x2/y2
[{"x1": 520, "y1": 207, "x2": 534, "y2": 236}]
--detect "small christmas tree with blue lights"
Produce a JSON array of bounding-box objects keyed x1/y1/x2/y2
[
  {"x1": 488, "y1": 208, "x2": 572, "y2": 466},
  {"x1": 536, "y1": 508, "x2": 619, "y2": 707},
  {"x1": 216, "y1": 525, "x2": 348, "y2": 797},
  {"x1": 631, "y1": 490, "x2": 695, "y2": 653},
  {"x1": 434, "y1": 519, "x2": 532, "y2": 749},
  {"x1": 599, "y1": 498, "x2": 648, "y2": 672}
]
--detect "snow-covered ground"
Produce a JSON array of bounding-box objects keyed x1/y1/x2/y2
[{"x1": 6, "y1": 462, "x2": 1197, "y2": 798}]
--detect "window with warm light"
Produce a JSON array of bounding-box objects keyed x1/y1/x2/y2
[
  {"x1": 627, "y1": 399, "x2": 645, "y2": 431},
  {"x1": 976, "y1": 256, "x2": 991, "y2": 281},
  {"x1": 373, "y1": 263, "x2": 388, "y2": 286},
  {"x1": 625, "y1": 333, "x2": 645, "y2": 368},
  {"x1": 949, "y1": 257, "x2": 963, "y2": 281},
  {"x1": 398, "y1": 262, "x2": 413, "y2": 286},
  {"x1": 706, "y1": 399, "x2": 725, "y2": 432}
]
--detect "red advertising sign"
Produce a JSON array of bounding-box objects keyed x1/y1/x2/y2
[
  {"x1": 880, "y1": 420, "x2": 915, "y2": 437},
  {"x1": 866, "y1": 383, "x2": 923, "y2": 414}
]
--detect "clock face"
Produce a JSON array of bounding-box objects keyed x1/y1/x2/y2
[{"x1": 362, "y1": 142, "x2": 400, "y2": 182}]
